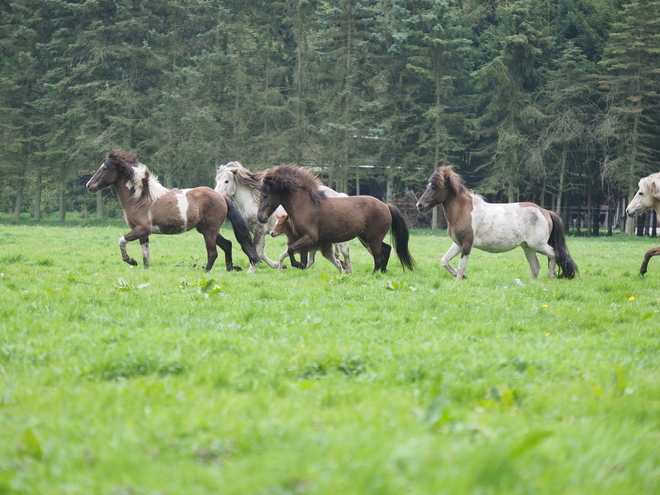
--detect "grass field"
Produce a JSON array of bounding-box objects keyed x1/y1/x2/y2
[{"x1": 1, "y1": 222, "x2": 660, "y2": 494}]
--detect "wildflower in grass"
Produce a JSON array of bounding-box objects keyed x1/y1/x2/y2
[
  {"x1": 542, "y1": 304, "x2": 548, "y2": 308},
  {"x1": 545, "y1": 333, "x2": 550, "y2": 336},
  {"x1": 629, "y1": 296, "x2": 635, "y2": 301},
  {"x1": 301, "y1": 344, "x2": 306, "y2": 348}
]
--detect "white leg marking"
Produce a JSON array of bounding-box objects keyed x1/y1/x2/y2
[
  {"x1": 119, "y1": 236, "x2": 129, "y2": 261},
  {"x1": 141, "y1": 242, "x2": 150, "y2": 268},
  {"x1": 523, "y1": 247, "x2": 540, "y2": 278},
  {"x1": 441, "y1": 243, "x2": 462, "y2": 277},
  {"x1": 455, "y1": 254, "x2": 469, "y2": 281}
]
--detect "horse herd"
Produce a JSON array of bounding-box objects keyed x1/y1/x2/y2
[{"x1": 86, "y1": 150, "x2": 660, "y2": 279}]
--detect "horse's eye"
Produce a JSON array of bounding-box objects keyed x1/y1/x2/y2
[{"x1": 224, "y1": 180, "x2": 229, "y2": 184}]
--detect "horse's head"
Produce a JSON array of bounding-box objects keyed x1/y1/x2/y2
[
  {"x1": 214, "y1": 166, "x2": 238, "y2": 197},
  {"x1": 87, "y1": 150, "x2": 136, "y2": 193},
  {"x1": 416, "y1": 166, "x2": 464, "y2": 212},
  {"x1": 256, "y1": 180, "x2": 282, "y2": 223},
  {"x1": 627, "y1": 174, "x2": 660, "y2": 217},
  {"x1": 269, "y1": 213, "x2": 289, "y2": 237}
]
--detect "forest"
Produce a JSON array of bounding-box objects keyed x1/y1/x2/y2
[{"x1": 1, "y1": 0, "x2": 659, "y2": 233}]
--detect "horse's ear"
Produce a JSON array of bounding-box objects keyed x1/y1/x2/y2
[{"x1": 652, "y1": 180, "x2": 660, "y2": 200}]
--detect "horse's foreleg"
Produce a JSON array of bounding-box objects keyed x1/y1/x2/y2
[
  {"x1": 522, "y1": 246, "x2": 541, "y2": 279},
  {"x1": 455, "y1": 254, "x2": 470, "y2": 281},
  {"x1": 287, "y1": 236, "x2": 315, "y2": 270},
  {"x1": 441, "y1": 243, "x2": 462, "y2": 278},
  {"x1": 118, "y1": 228, "x2": 149, "y2": 267},
  {"x1": 640, "y1": 247, "x2": 660, "y2": 275},
  {"x1": 215, "y1": 233, "x2": 242, "y2": 272},
  {"x1": 254, "y1": 227, "x2": 279, "y2": 269},
  {"x1": 140, "y1": 237, "x2": 150, "y2": 268}
]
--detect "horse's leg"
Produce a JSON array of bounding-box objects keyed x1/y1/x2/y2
[
  {"x1": 522, "y1": 246, "x2": 541, "y2": 279},
  {"x1": 339, "y1": 243, "x2": 352, "y2": 273},
  {"x1": 441, "y1": 243, "x2": 462, "y2": 278},
  {"x1": 139, "y1": 236, "x2": 150, "y2": 268},
  {"x1": 362, "y1": 237, "x2": 384, "y2": 273},
  {"x1": 321, "y1": 244, "x2": 343, "y2": 274},
  {"x1": 278, "y1": 249, "x2": 289, "y2": 271},
  {"x1": 198, "y1": 229, "x2": 219, "y2": 271},
  {"x1": 118, "y1": 228, "x2": 149, "y2": 267},
  {"x1": 380, "y1": 242, "x2": 392, "y2": 273},
  {"x1": 253, "y1": 226, "x2": 278, "y2": 269},
  {"x1": 215, "y1": 233, "x2": 242, "y2": 272},
  {"x1": 531, "y1": 243, "x2": 557, "y2": 278},
  {"x1": 455, "y1": 253, "x2": 470, "y2": 281},
  {"x1": 306, "y1": 247, "x2": 316, "y2": 268},
  {"x1": 640, "y1": 247, "x2": 660, "y2": 275}
]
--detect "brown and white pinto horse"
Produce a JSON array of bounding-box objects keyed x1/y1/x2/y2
[
  {"x1": 416, "y1": 166, "x2": 578, "y2": 280},
  {"x1": 269, "y1": 213, "x2": 350, "y2": 274},
  {"x1": 257, "y1": 164, "x2": 415, "y2": 273},
  {"x1": 87, "y1": 151, "x2": 260, "y2": 272},
  {"x1": 626, "y1": 172, "x2": 660, "y2": 275}
]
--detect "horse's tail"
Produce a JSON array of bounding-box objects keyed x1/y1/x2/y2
[
  {"x1": 548, "y1": 211, "x2": 578, "y2": 279},
  {"x1": 225, "y1": 197, "x2": 260, "y2": 265},
  {"x1": 387, "y1": 204, "x2": 415, "y2": 271}
]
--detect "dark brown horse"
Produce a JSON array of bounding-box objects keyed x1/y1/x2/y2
[
  {"x1": 87, "y1": 150, "x2": 260, "y2": 272},
  {"x1": 256, "y1": 165, "x2": 415, "y2": 273}
]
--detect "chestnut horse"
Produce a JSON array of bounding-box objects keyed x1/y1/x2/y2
[
  {"x1": 626, "y1": 172, "x2": 660, "y2": 275},
  {"x1": 269, "y1": 213, "x2": 350, "y2": 274},
  {"x1": 416, "y1": 166, "x2": 578, "y2": 280},
  {"x1": 256, "y1": 165, "x2": 415, "y2": 273},
  {"x1": 87, "y1": 151, "x2": 260, "y2": 272}
]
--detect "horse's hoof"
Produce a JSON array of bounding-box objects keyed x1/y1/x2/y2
[
  {"x1": 229, "y1": 265, "x2": 243, "y2": 272},
  {"x1": 127, "y1": 258, "x2": 138, "y2": 266}
]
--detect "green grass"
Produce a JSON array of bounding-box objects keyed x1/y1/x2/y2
[{"x1": 1, "y1": 224, "x2": 660, "y2": 494}]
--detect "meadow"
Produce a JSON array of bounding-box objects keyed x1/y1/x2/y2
[{"x1": 1, "y1": 221, "x2": 660, "y2": 494}]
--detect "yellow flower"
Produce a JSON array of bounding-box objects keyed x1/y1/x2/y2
[
  {"x1": 545, "y1": 333, "x2": 550, "y2": 336},
  {"x1": 542, "y1": 304, "x2": 548, "y2": 308},
  {"x1": 301, "y1": 344, "x2": 306, "y2": 348},
  {"x1": 629, "y1": 296, "x2": 635, "y2": 301}
]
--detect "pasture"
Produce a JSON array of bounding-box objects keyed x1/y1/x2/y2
[{"x1": 1, "y1": 222, "x2": 659, "y2": 494}]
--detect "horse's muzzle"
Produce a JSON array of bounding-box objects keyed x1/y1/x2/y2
[
  {"x1": 86, "y1": 182, "x2": 99, "y2": 193},
  {"x1": 416, "y1": 202, "x2": 428, "y2": 213},
  {"x1": 257, "y1": 213, "x2": 268, "y2": 224}
]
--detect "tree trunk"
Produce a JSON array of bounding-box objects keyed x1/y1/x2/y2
[
  {"x1": 13, "y1": 174, "x2": 25, "y2": 222},
  {"x1": 58, "y1": 163, "x2": 66, "y2": 222},
  {"x1": 33, "y1": 165, "x2": 42, "y2": 221}
]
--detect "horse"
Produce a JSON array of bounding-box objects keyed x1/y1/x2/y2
[
  {"x1": 416, "y1": 166, "x2": 578, "y2": 281},
  {"x1": 214, "y1": 161, "x2": 351, "y2": 270},
  {"x1": 626, "y1": 172, "x2": 660, "y2": 275},
  {"x1": 256, "y1": 164, "x2": 415, "y2": 273},
  {"x1": 87, "y1": 151, "x2": 260, "y2": 272},
  {"x1": 269, "y1": 213, "x2": 350, "y2": 274}
]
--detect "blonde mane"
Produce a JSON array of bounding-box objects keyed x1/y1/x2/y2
[{"x1": 129, "y1": 162, "x2": 169, "y2": 205}]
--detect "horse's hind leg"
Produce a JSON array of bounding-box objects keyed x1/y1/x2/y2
[
  {"x1": 381, "y1": 242, "x2": 392, "y2": 272},
  {"x1": 522, "y1": 246, "x2": 541, "y2": 279},
  {"x1": 253, "y1": 226, "x2": 278, "y2": 269},
  {"x1": 337, "y1": 242, "x2": 352, "y2": 273},
  {"x1": 215, "y1": 233, "x2": 242, "y2": 272},
  {"x1": 640, "y1": 246, "x2": 660, "y2": 275},
  {"x1": 198, "y1": 229, "x2": 219, "y2": 271},
  {"x1": 321, "y1": 244, "x2": 343, "y2": 274}
]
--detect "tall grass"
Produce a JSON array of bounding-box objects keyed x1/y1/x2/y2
[{"x1": 1, "y1": 224, "x2": 659, "y2": 494}]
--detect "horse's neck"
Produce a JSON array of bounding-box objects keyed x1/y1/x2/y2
[
  {"x1": 233, "y1": 183, "x2": 260, "y2": 218},
  {"x1": 114, "y1": 181, "x2": 138, "y2": 210},
  {"x1": 442, "y1": 189, "x2": 475, "y2": 226}
]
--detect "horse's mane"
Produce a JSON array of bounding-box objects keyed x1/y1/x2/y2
[
  {"x1": 430, "y1": 166, "x2": 469, "y2": 197},
  {"x1": 107, "y1": 150, "x2": 168, "y2": 206},
  {"x1": 639, "y1": 172, "x2": 660, "y2": 198},
  {"x1": 263, "y1": 164, "x2": 326, "y2": 203}
]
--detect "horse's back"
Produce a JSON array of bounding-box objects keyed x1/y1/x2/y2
[
  {"x1": 314, "y1": 195, "x2": 391, "y2": 242},
  {"x1": 472, "y1": 199, "x2": 551, "y2": 252}
]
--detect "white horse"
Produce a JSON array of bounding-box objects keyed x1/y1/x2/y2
[
  {"x1": 626, "y1": 172, "x2": 660, "y2": 275},
  {"x1": 215, "y1": 162, "x2": 351, "y2": 271},
  {"x1": 416, "y1": 166, "x2": 578, "y2": 280}
]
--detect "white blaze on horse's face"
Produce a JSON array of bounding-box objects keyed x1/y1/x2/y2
[
  {"x1": 416, "y1": 183, "x2": 437, "y2": 212},
  {"x1": 86, "y1": 160, "x2": 113, "y2": 192}
]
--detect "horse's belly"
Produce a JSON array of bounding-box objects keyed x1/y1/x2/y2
[{"x1": 472, "y1": 232, "x2": 523, "y2": 253}]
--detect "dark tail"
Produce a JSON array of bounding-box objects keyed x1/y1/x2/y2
[
  {"x1": 548, "y1": 211, "x2": 578, "y2": 279},
  {"x1": 226, "y1": 198, "x2": 260, "y2": 265},
  {"x1": 387, "y1": 204, "x2": 415, "y2": 271}
]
